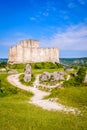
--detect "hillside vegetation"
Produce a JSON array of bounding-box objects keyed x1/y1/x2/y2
[{"x1": 0, "y1": 61, "x2": 87, "y2": 130}]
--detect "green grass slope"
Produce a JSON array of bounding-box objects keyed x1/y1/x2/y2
[{"x1": 0, "y1": 73, "x2": 87, "y2": 130}]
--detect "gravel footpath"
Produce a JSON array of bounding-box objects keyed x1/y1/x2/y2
[{"x1": 7, "y1": 74, "x2": 80, "y2": 114}]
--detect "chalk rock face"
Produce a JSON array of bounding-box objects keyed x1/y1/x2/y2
[
  {"x1": 24, "y1": 64, "x2": 32, "y2": 82},
  {"x1": 40, "y1": 72, "x2": 50, "y2": 81}
]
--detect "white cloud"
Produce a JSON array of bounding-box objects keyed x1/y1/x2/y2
[{"x1": 41, "y1": 24, "x2": 87, "y2": 50}]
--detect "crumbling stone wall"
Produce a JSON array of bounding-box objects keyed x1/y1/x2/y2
[{"x1": 8, "y1": 39, "x2": 59, "y2": 63}]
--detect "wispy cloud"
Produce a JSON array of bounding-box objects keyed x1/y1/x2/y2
[
  {"x1": 78, "y1": 0, "x2": 86, "y2": 5},
  {"x1": 59, "y1": 10, "x2": 69, "y2": 20},
  {"x1": 41, "y1": 24, "x2": 87, "y2": 50},
  {"x1": 29, "y1": 1, "x2": 57, "y2": 21},
  {"x1": 1, "y1": 32, "x2": 32, "y2": 47},
  {"x1": 30, "y1": 17, "x2": 37, "y2": 21},
  {"x1": 68, "y1": 2, "x2": 76, "y2": 8},
  {"x1": 42, "y1": 12, "x2": 49, "y2": 16},
  {"x1": 67, "y1": 0, "x2": 86, "y2": 8}
]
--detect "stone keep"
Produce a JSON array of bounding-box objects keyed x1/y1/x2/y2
[{"x1": 8, "y1": 39, "x2": 59, "y2": 63}]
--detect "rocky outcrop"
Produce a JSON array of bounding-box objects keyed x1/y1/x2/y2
[
  {"x1": 40, "y1": 71, "x2": 65, "y2": 82},
  {"x1": 40, "y1": 72, "x2": 50, "y2": 81},
  {"x1": 51, "y1": 72, "x2": 65, "y2": 81},
  {"x1": 24, "y1": 64, "x2": 32, "y2": 82}
]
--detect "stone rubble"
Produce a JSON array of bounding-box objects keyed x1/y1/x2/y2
[{"x1": 40, "y1": 71, "x2": 66, "y2": 81}]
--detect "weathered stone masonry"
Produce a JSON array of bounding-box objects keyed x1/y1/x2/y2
[{"x1": 8, "y1": 39, "x2": 59, "y2": 63}]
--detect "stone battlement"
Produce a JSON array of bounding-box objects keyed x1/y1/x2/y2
[
  {"x1": 8, "y1": 39, "x2": 59, "y2": 63},
  {"x1": 20, "y1": 39, "x2": 39, "y2": 48}
]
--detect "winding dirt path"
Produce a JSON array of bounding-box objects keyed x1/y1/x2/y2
[{"x1": 7, "y1": 74, "x2": 79, "y2": 114}]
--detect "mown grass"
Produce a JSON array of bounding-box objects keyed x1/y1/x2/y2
[{"x1": 0, "y1": 73, "x2": 87, "y2": 130}]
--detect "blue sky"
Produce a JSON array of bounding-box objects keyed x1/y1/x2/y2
[{"x1": 0, "y1": 0, "x2": 87, "y2": 58}]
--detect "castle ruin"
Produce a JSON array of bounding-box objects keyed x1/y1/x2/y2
[{"x1": 8, "y1": 39, "x2": 59, "y2": 63}]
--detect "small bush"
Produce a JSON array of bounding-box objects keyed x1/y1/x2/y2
[
  {"x1": 63, "y1": 66, "x2": 87, "y2": 87},
  {"x1": 34, "y1": 63, "x2": 43, "y2": 69},
  {"x1": 31, "y1": 62, "x2": 63, "y2": 69},
  {"x1": 75, "y1": 66, "x2": 86, "y2": 84},
  {"x1": 8, "y1": 63, "x2": 26, "y2": 70},
  {"x1": 0, "y1": 62, "x2": 7, "y2": 68},
  {"x1": 8, "y1": 62, "x2": 63, "y2": 72}
]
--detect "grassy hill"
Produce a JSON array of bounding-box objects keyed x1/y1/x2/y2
[{"x1": 0, "y1": 68, "x2": 87, "y2": 129}]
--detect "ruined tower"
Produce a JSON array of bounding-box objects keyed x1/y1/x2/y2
[{"x1": 8, "y1": 39, "x2": 59, "y2": 63}]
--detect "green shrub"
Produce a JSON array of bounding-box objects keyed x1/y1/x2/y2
[
  {"x1": 8, "y1": 63, "x2": 26, "y2": 70},
  {"x1": 34, "y1": 62, "x2": 43, "y2": 69},
  {"x1": 31, "y1": 62, "x2": 63, "y2": 69},
  {"x1": 56, "y1": 63, "x2": 63, "y2": 68},
  {"x1": 63, "y1": 66, "x2": 86, "y2": 87},
  {"x1": 75, "y1": 67, "x2": 86, "y2": 84},
  {"x1": 0, "y1": 62, "x2": 7, "y2": 68},
  {"x1": 8, "y1": 62, "x2": 63, "y2": 71},
  {"x1": 63, "y1": 78, "x2": 77, "y2": 87}
]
